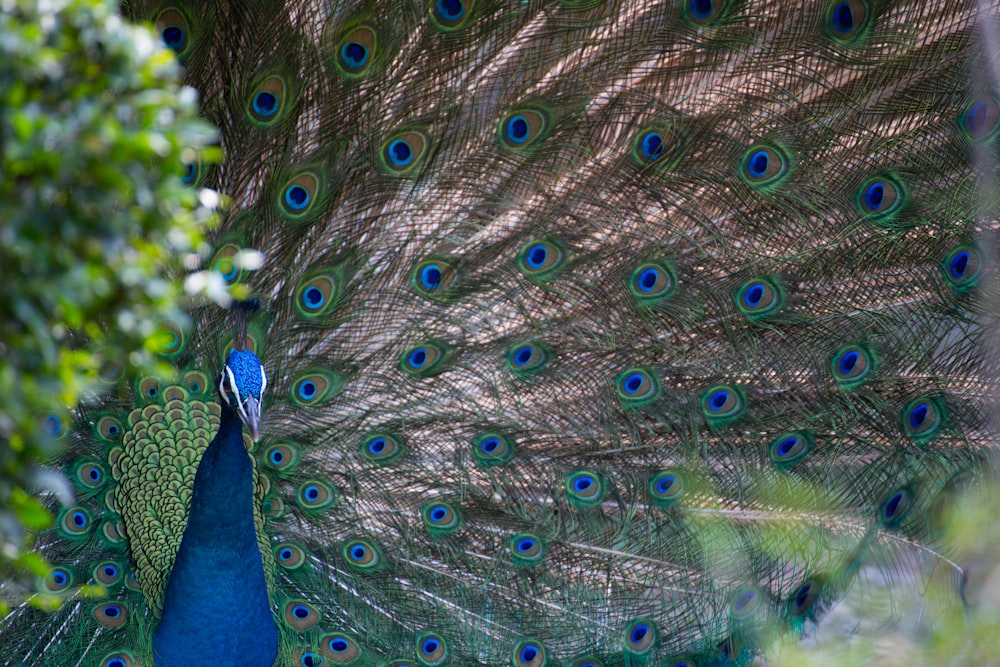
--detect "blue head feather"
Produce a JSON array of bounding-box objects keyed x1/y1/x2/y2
[{"x1": 220, "y1": 349, "x2": 267, "y2": 441}]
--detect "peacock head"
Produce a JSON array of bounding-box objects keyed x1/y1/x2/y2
[{"x1": 219, "y1": 349, "x2": 267, "y2": 442}]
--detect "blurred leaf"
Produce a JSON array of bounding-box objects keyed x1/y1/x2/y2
[{"x1": 0, "y1": 0, "x2": 215, "y2": 597}]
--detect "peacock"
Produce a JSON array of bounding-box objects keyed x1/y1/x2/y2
[{"x1": 2, "y1": 0, "x2": 999, "y2": 665}]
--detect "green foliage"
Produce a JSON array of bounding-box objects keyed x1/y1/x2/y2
[
  {"x1": 773, "y1": 480, "x2": 1000, "y2": 666},
  {"x1": 0, "y1": 0, "x2": 214, "y2": 595}
]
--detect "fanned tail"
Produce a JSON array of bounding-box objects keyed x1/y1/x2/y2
[{"x1": 3, "y1": 0, "x2": 1000, "y2": 665}]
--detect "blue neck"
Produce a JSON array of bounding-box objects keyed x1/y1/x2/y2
[{"x1": 152, "y1": 401, "x2": 278, "y2": 667}]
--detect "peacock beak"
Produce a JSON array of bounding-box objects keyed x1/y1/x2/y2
[{"x1": 242, "y1": 395, "x2": 261, "y2": 442}]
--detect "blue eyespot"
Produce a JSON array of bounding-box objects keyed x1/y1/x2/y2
[
  {"x1": 342, "y1": 42, "x2": 368, "y2": 67},
  {"x1": 968, "y1": 101, "x2": 990, "y2": 134},
  {"x1": 857, "y1": 174, "x2": 905, "y2": 222},
  {"x1": 386, "y1": 139, "x2": 413, "y2": 167},
  {"x1": 253, "y1": 92, "x2": 278, "y2": 118},
  {"x1": 701, "y1": 385, "x2": 744, "y2": 422},
  {"x1": 320, "y1": 633, "x2": 361, "y2": 664},
  {"x1": 624, "y1": 619, "x2": 657, "y2": 654},
  {"x1": 156, "y1": 8, "x2": 190, "y2": 56},
  {"x1": 278, "y1": 173, "x2": 321, "y2": 218},
  {"x1": 162, "y1": 26, "x2": 185, "y2": 50},
  {"x1": 380, "y1": 130, "x2": 432, "y2": 176},
  {"x1": 275, "y1": 543, "x2": 305, "y2": 569},
  {"x1": 409, "y1": 348, "x2": 427, "y2": 368},
  {"x1": 419, "y1": 635, "x2": 443, "y2": 658},
  {"x1": 510, "y1": 533, "x2": 545, "y2": 566},
  {"x1": 513, "y1": 640, "x2": 548, "y2": 667},
  {"x1": 99, "y1": 417, "x2": 122, "y2": 439},
  {"x1": 436, "y1": 0, "x2": 465, "y2": 21},
  {"x1": 361, "y1": 433, "x2": 405, "y2": 465},
  {"x1": 746, "y1": 150, "x2": 769, "y2": 179},
  {"x1": 77, "y1": 463, "x2": 105, "y2": 486},
  {"x1": 181, "y1": 161, "x2": 198, "y2": 185},
  {"x1": 690, "y1": 0, "x2": 713, "y2": 19},
  {"x1": 297, "y1": 480, "x2": 336, "y2": 509},
  {"x1": 512, "y1": 346, "x2": 533, "y2": 366},
  {"x1": 44, "y1": 414, "x2": 62, "y2": 436},
  {"x1": 343, "y1": 539, "x2": 381, "y2": 569},
  {"x1": 284, "y1": 600, "x2": 320, "y2": 631},
  {"x1": 516, "y1": 239, "x2": 565, "y2": 278},
  {"x1": 832, "y1": 345, "x2": 874, "y2": 387},
  {"x1": 640, "y1": 131, "x2": 664, "y2": 161},
  {"x1": 94, "y1": 602, "x2": 128, "y2": 628},
  {"x1": 831, "y1": 2, "x2": 853, "y2": 34},
  {"x1": 506, "y1": 116, "x2": 530, "y2": 144},
  {"x1": 264, "y1": 444, "x2": 298, "y2": 472},
  {"x1": 962, "y1": 98, "x2": 1000, "y2": 139},
  {"x1": 68, "y1": 510, "x2": 89, "y2": 530},
  {"x1": 711, "y1": 390, "x2": 728, "y2": 407},
  {"x1": 903, "y1": 398, "x2": 944, "y2": 441},
  {"x1": 636, "y1": 268, "x2": 660, "y2": 292},
  {"x1": 499, "y1": 109, "x2": 549, "y2": 150},
  {"x1": 336, "y1": 25, "x2": 377, "y2": 76},
  {"x1": 881, "y1": 488, "x2": 911, "y2": 526},
  {"x1": 284, "y1": 185, "x2": 310, "y2": 211},
  {"x1": 420, "y1": 264, "x2": 442, "y2": 290},
  {"x1": 649, "y1": 470, "x2": 685, "y2": 507},
  {"x1": 655, "y1": 475, "x2": 675, "y2": 494},
  {"x1": 840, "y1": 350, "x2": 858, "y2": 373},
  {"x1": 735, "y1": 590, "x2": 755, "y2": 612},
  {"x1": 422, "y1": 502, "x2": 463, "y2": 535},
  {"x1": 47, "y1": 567, "x2": 72, "y2": 591},
  {"x1": 616, "y1": 368, "x2": 660, "y2": 404},
  {"x1": 740, "y1": 144, "x2": 790, "y2": 188},
  {"x1": 623, "y1": 373, "x2": 644, "y2": 393},
  {"x1": 565, "y1": 471, "x2": 605, "y2": 507},
  {"x1": 950, "y1": 251, "x2": 969, "y2": 279},
  {"x1": 473, "y1": 432, "x2": 515, "y2": 467},
  {"x1": 743, "y1": 283, "x2": 764, "y2": 307},
  {"x1": 735, "y1": 277, "x2": 782, "y2": 317},
  {"x1": 505, "y1": 341, "x2": 550, "y2": 378},
  {"x1": 827, "y1": 0, "x2": 870, "y2": 42},
  {"x1": 524, "y1": 244, "x2": 547, "y2": 269},
  {"x1": 864, "y1": 181, "x2": 883, "y2": 208},
  {"x1": 769, "y1": 432, "x2": 813, "y2": 468}
]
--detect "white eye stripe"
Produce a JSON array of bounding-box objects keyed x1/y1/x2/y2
[
  {"x1": 259, "y1": 366, "x2": 268, "y2": 396},
  {"x1": 221, "y1": 366, "x2": 242, "y2": 406}
]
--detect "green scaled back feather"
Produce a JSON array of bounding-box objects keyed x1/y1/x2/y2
[{"x1": 3, "y1": 0, "x2": 1000, "y2": 666}]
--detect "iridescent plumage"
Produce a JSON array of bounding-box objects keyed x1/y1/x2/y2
[{"x1": 2, "y1": 0, "x2": 999, "y2": 665}]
